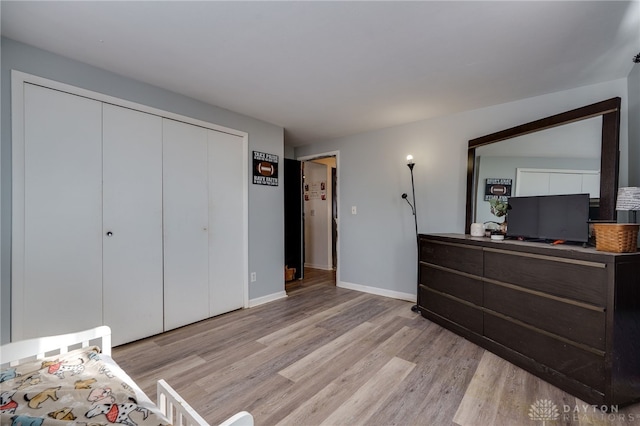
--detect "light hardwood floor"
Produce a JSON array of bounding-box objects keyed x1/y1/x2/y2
[{"x1": 113, "y1": 269, "x2": 640, "y2": 426}]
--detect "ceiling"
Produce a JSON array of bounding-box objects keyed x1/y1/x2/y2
[{"x1": 2, "y1": 1, "x2": 639, "y2": 147}]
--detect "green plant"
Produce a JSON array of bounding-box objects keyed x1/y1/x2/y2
[{"x1": 489, "y1": 198, "x2": 508, "y2": 218}]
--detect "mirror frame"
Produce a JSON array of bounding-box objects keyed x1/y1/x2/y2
[{"x1": 465, "y1": 97, "x2": 621, "y2": 233}]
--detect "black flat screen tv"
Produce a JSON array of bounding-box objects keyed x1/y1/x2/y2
[{"x1": 506, "y1": 193, "x2": 590, "y2": 243}]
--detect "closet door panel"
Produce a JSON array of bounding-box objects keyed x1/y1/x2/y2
[
  {"x1": 103, "y1": 104, "x2": 164, "y2": 345},
  {"x1": 548, "y1": 173, "x2": 583, "y2": 195},
  {"x1": 208, "y1": 131, "x2": 245, "y2": 316},
  {"x1": 163, "y1": 119, "x2": 210, "y2": 330},
  {"x1": 20, "y1": 84, "x2": 103, "y2": 339}
]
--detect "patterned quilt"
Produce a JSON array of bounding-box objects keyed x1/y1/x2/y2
[{"x1": 0, "y1": 346, "x2": 170, "y2": 426}]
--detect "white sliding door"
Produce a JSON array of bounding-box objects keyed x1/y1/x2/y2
[
  {"x1": 16, "y1": 84, "x2": 103, "y2": 339},
  {"x1": 516, "y1": 168, "x2": 600, "y2": 197},
  {"x1": 208, "y1": 130, "x2": 245, "y2": 316},
  {"x1": 13, "y1": 72, "x2": 248, "y2": 343},
  {"x1": 163, "y1": 119, "x2": 210, "y2": 330},
  {"x1": 103, "y1": 104, "x2": 164, "y2": 345}
]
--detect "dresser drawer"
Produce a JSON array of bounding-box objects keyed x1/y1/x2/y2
[
  {"x1": 420, "y1": 286, "x2": 483, "y2": 335},
  {"x1": 484, "y1": 282, "x2": 605, "y2": 350},
  {"x1": 417, "y1": 234, "x2": 640, "y2": 406},
  {"x1": 420, "y1": 239, "x2": 483, "y2": 276},
  {"x1": 420, "y1": 263, "x2": 482, "y2": 305},
  {"x1": 484, "y1": 249, "x2": 608, "y2": 306},
  {"x1": 484, "y1": 313, "x2": 605, "y2": 391}
]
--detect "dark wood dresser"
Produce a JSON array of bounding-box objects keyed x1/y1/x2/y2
[{"x1": 418, "y1": 233, "x2": 640, "y2": 406}]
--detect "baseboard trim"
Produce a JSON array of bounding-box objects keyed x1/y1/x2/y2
[
  {"x1": 337, "y1": 281, "x2": 417, "y2": 303},
  {"x1": 249, "y1": 291, "x2": 288, "y2": 308},
  {"x1": 304, "y1": 263, "x2": 333, "y2": 271}
]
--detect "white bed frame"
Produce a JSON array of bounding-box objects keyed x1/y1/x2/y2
[{"x1": 0, "y1": 326, "x2": 253, "y2": 426}]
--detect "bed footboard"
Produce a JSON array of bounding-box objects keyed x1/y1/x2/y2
[
  {"x1": 157, "y1": 379, "x2": 253, "y2": 426},
  {"x1": 1, "y1": 327, "x2": 253, "y2": 426},
  {"x1": 0, "y1": 325, "x2": 112, "y2": 367}
]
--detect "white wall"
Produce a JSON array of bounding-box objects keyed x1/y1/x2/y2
[
  {"x1": 295, "y1": 78, "x2": 629, "y2": 299},
  {"x1": 303, "y1": 161, "x2": 331, "y2": 270},
  {"x1": 1, "y1": 37, "x2": 285, "y2": 343}
]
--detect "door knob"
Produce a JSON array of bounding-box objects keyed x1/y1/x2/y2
[{"x1": 106, "y1": 231, "x2": 113, "y2": 237}]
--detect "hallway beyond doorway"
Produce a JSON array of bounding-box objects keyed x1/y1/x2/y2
[{"x1": 286, "y1": 267, "x2": 335, "y2": 293}]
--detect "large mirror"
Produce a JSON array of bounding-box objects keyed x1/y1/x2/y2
[{"x1": 465, "y1": 98, "x2": 621, "y2": 233}]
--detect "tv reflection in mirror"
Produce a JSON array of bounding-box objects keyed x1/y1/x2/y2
[{"x1": 506, "y1": 193, "x2": 590, "y2": 243}]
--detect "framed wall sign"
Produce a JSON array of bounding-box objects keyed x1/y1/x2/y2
[
  {"x1": 484, "y1": 178, "x2": 512, "y2": 201},
  {"x1": 253, "y1": 151, "x2": 279, "y2": 186}
]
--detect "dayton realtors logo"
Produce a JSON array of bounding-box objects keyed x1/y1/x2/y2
[
  {"x1": 529, "y1": 399, "x2": 637, "y2": 424},
  {"x1": 528, "y1": 399, "x2": 560, "y2": 425}
]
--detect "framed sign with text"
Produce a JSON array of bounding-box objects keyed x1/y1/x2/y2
[
  {"x1": 484, "y1": 178, "x2": 512, "y2": 201},
  {"x1": 253, "y1": 151, "x2": 279, "y2": 186}
]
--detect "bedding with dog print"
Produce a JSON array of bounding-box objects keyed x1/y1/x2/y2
[{"x1": 0, "y1": 346, "x2": 170, "y2": 426}]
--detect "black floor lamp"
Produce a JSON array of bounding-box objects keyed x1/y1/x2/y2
[{"x1": 401, "y1": 155, "x2": 420, "y2": 313}]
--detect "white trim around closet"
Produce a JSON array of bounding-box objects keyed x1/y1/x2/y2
[{"x1": 11, "y1": 70, "x2": 250, "y2": 330}]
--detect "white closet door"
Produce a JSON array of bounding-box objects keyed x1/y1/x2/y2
[
  {"x1": 163, "y1": 119, "x2": 210, "y2": 330},
  {"x1": 582, "y1": 174, "x2": 600, "y2": 198},
  {"x1": 516, "y1": 171, "x2": 550, "y2": 196},
  {"x1": 208, "y1": 130, "x2": 245, "y2": 316},
  {"x1": 548, "y1": 173, "x2": 582, "y2": 195},
  {"x1": 103, "y1": 104, "x2": 164, "y2": 345},
  {"x1": 18, "y1": 84, "x2": 103, "y2": 339}
]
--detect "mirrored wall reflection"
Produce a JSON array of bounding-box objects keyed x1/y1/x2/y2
[{"x1": 474, "y1": 116, "x2": 602, "y2": 225}]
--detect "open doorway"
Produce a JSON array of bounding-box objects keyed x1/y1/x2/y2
[
  {"x1": 284, "y1": 152, "x2": 338, "y2": 289},
  {"x1": 303, "y1": 156, "x2": 337, "y2": 275}
]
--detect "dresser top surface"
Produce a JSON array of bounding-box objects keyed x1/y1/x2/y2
[{"x1": 420, "y1": 233, "x2": 640, "y2": 261}]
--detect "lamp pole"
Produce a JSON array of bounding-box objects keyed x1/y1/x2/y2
[
  {"x1": 403, "y1": 155, "x2": 419, "y2": 313},
  {"x1": 407, "y1": 156, "x2": 418, "y2": 246}
]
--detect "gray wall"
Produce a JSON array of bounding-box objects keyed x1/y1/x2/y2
[
  {"x1": 295, "y1": 78, "x2": 629, "y2": 298},
  {"x1": 1, "y1": 37, "x2": 285, "y2": 343}
]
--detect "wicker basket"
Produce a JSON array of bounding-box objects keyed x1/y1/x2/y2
[
  {"x1": 285, "y1": 265, "x2": 297, "y2": 281},
  {"x1": 593, "y1": 223, "x2": 639, "y2": 253}
]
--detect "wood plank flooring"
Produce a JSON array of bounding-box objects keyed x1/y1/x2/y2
[{"x1": 113, "y1": 268, "x2": 640, "y2": 425}]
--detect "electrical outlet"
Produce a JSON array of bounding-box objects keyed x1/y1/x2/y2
[
  {"x1": 251, "y1": 272, "x2": 257, "y2": 282},
  {"x1": 351, "y1": 206, "x2": 357, "y2": 215}
]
